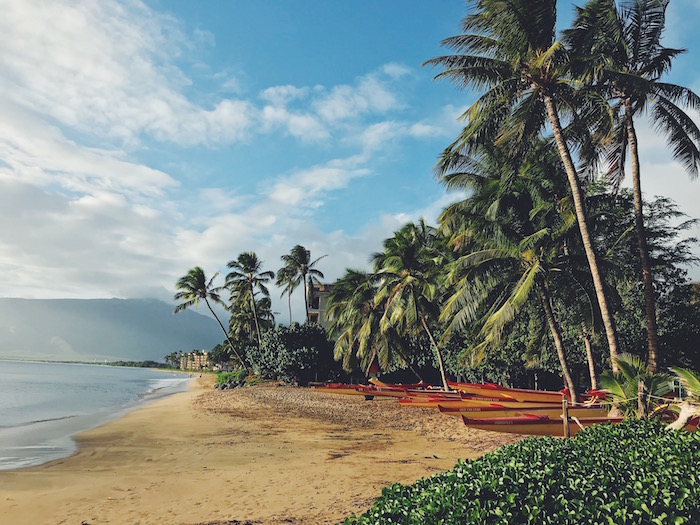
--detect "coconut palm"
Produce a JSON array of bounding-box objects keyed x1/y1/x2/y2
[
  {"x1": 564, "y1": 0, "x2": 700, "y2": 372},
  {"x1": 327, "y1": 269, "x2": 416, "y2": 376},
  {"x1": 225, "y1": 252, "x2": 275, "y2": 346},
  {"x1": 425, "y1": 0, "x2": 622, "y2": 371},
  {"x1": 275, "y1": 265, "x2": 297, "y2": 324},
  {"x1": 229, "y1": 289, "x2": 276, "y2": 342},
  {"x1": 279, "y1": 245, "x2": 327, "y2": 322},
  {"x1": 373, "y1": 220, "x2": 452, "y2": 390},
  {"x1": 600, "y1": 353, "x2": 673, "y2": 417},
  {"x1": 438, "y1": 143, "x2": 579, "y2": 398},
  {"x1": 173, "y1": 266, "x2": 246, "y2": 367}
]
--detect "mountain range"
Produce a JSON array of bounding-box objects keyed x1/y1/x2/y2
[{"x1": 0, "y1": 298, "x2": 223, "y2": 362}]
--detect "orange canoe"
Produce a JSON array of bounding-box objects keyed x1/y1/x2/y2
[
  {"x1": 448, "y1": 381, "x2": 568, "y2": 403},
  {"x1": 461, "y1": 414, "x2": 623, "y2": 436},
  {"x1": 439, "y1": 404, "x2": 608, "y2": 418}
]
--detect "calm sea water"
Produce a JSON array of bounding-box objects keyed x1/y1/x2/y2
[{"x1": 0, "y1": 360, "x2": 191, "y2": 470}]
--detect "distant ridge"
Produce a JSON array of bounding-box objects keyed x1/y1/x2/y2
[{"x1": 0, "y1": 298, "x2": 223, "y2": 362}]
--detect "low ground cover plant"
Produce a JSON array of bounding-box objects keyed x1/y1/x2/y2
[{"x1": 342, "y1": 420, "x2": 699, "y2": 524}]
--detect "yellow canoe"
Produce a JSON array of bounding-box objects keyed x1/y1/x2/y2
[
  {"x1": 439, "y1": 404, "x2": 608, "y2": 418},
  {"x1": 461, "y1": 414, "x2": 623, "y2": 436},
  {"x1": 448, "y1": 381, "x2": 567, "y2": 403}
]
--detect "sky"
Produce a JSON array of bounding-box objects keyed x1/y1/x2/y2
[{"x1": 1, "y1": 0, "x2": 699, "y2": 324}]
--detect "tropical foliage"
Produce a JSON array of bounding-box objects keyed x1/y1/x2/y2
[
  {"x1": 172, "y1": 0, "x2": 700, "y2": 404},
  {"x1": 344, "y1": 419, "x2": 700, "y2": 524}
]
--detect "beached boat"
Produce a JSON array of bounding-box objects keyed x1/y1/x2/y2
[
  {"x1": 461, "y1": 414, "x2": 623, "y2": 436},
  {"x1": 448, "y1": 381, "x2": 569, "y2": 403},
  {"x1": 438, "y1": 404, "x2": 608, "y2": 418},
  {"x1": 311, "y1": 383, "x2": 368, "y2": 396},
  {"x1": 398, "y1": 396, "x2": 557, "y2": 409}
]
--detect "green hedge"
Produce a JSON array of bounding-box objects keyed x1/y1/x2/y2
[
  {"x1": 342, "y1": 420, "x2": 700, "y2": 524},
  {"x1": 215, "y1": 368, "x2": 248, "y2": 389}
]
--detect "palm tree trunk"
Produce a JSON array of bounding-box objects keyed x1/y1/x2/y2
[
  {"x1": 204, "y1": 298, "x2": 246, "y2": 368},
  {"x1": 420, "y1": 315, "x2": 450, "y2": 391},
  {"x1": 544, "y1": 95, "x2": 620, "y2": 372},
  {"x1": 250, "y1": 285, "x2": 262, "y2": 346},
  {"x1": 288, "y1": 292, "x2": 293, "y2": 325},
  {"x1": 625, "y1": 103, "x2": 660, "y2": 373},
  {"x1": 581, "y1": 326, "x2": 598, "y2": 390},
  {"x1": 303, "y1": 272, "x2": 309, "y2": 322},
  {"x1": 538, "y1": 282, "x2": 578, "y2": 403}
]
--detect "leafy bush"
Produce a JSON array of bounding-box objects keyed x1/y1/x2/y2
[
  {"x1": 214, "y1": 368, "x2": 248, "y2": 389},
  {"x1": 342, "y1": 419, "x2": 700, "y2": 524},
  {"x1": 247, "y1": 323, "x2": 338, "y2": 385}
]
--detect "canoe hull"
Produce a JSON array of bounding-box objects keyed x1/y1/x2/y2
[{"x1": 461, "y1": 415, "x2": 623, "y2": 437}]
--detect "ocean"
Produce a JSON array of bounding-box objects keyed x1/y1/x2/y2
[{"x1": 0, "y1": 360, "x2": 191, "y2": 470}]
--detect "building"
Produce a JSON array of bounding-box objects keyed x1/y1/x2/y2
[
  {"x1": 179, "y1": 351, "x2": 209, "y2": 370},
  {"x1": 306, "y1": 281, "x2": 334, "y2": 329}
]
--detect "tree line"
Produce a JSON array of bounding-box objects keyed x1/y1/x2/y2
[{"x1": 173, "y1": 0, "x2": 700, "y2": 393}]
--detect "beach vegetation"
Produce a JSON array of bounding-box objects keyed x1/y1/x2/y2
[
  {"x1": 173, "y1": 266, "x2": 247, "y2": 368},
  {"x1": 278, "y1": 245, "x2": 327, "y2": 324},
  {"x1": 225, "y1": 252, "x2": 275, "y2": 347},
  {"x1": 214, "y1": 368, "x2": 248, "y2": 389},
  {"x1": 247, "y1": 322, "x2": 337, "y2": 385},
  {"x1": 342, "y1": 419, "x2": 700, "y2": 524},
  {"x1": 564, "y1": 0, "x2": 700, "y2": 374}
]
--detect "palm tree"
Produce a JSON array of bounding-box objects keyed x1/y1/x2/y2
[
  {"x1": 279, "y1": 245, "x2": 327, "y2": 322},
  {"x1": 275, "y1": 265, "x2": 297, "y2": 324},
  {"x1": 173, "y1": 266, "x2": 245, "y2": 367},
  {"x1": 425, "y1": 0, "x2": 622, "y2": 371},
  {"x1": 438, "y1": 143, "x2": 579, "y2": 398},
  {"x1": 225, "y1": 252, "x2": 275, "y2": 346},
  {"x1": 373, "y1": 220, "x2": 452, "y2": 390},
  {"x1": 327, "y1": 269, "x2": 417, "y2": 376},
  {"x1": 600, "y1": 353, "x2": 673, "y2": 417},
  {"x1": 564, "y1": 0, "x2": 700, "y2": 373}
]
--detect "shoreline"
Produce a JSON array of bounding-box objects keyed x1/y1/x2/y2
[
  {"x1": 0, "y1": 365, "x2": 191, "y2": 471},
  {"x1": 0, "y1": 376, "x2": 523, "y2": 524}
]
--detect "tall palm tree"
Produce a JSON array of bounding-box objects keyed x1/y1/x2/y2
[
  {"x1": 564, "y1": 0, "x2": 700, "y2": 372},
  {"x1": 373, "y1": 220, "x2": 452, "y2": 390},
  {"x1": 327, "y1": 269, "x2": 417, "y2": 376},
  {"x1": 438, "y1": 143, "x2": 579, "y2": 398},
  {"x1": 229, "y1": 289, "x2": 276, "y2": 342},
  {"x1": 173, "y1": 266, "x2": 246, "y2": 367},
  {"x1": 279, "y1": 245, "x2": 327, "y2": 322},
  {"x1": 225, "y1": 252, "x2": 275, "y2": 346},
  {"x1": 275, "y1": 265, "x2": 297, "y2": 324},
  {"x1": 425, "y1": 0, "x2": 622, "y2": 371}
]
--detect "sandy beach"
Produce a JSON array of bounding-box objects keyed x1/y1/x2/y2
[{"x1": 0, "y1": 376, "x2": 522, "y2": 525}]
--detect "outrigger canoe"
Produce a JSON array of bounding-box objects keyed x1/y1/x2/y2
[
  {"x1": 399, "y1": 396, "x2": 563, "y2": 409},
  {"x1": 461, "y1": 414, "x2": 623, "y2": 437},
  {"x1": 438, "y1": 404, "x2": 608, "y2": 418},
  {"x1": 311, "y1": 383, "x2": 369, "y2": 396},
  {"x1": 448, "y1": 381, "x2": 570, "y2": 403}
]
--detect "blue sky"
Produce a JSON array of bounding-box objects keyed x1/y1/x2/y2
[{"x1": 1, "y1": 0, "x2": 699, "y2": 323}]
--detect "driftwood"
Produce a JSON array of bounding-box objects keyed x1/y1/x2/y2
[{"x1": 666, "y1": 401, "x2": 700, "y2": 431}]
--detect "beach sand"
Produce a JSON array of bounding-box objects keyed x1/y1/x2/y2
[{"x1": 0, "y1": 376, "x2": 523, "y2": 525}]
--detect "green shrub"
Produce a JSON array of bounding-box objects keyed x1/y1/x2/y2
[
  {"x1": 247, "y1": 323, "x2": 338, "y2": 385},
  {"x1": 215, "y1": 368, "x2": 248, "y2": 389},
  {"x1": 342, "y1": 419, "x2": 700, "y2": 524}
]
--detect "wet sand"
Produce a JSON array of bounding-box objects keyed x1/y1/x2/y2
[{"x1": 0, "y1": 376, "x2": 522, "y2": 524}]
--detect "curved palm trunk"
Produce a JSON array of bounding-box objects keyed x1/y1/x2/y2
[
  {"x1": 204, "y1": 298, "x2": 246, "y2": 368},
  {"x1": 303, "y1": 272, "x2": 309, "y2": 322},
  {"x1": 287, "y1": 292, "x2": 293, "y2": 325},
  {"x1": 625, "y1": 104, "x2": 660, "y2": 373},
  {"x1": 544, "y1": 95, "x2": 620, "y2": 372},
  {"x1": 420, "y1": 315, "x2": 450, "y2": 391},
  {"x1": 538, "y1": 283, "x2": 578, "y2": 403},
  {"x1": 581, "y1": 326, "x2": 599, "y2": 390},
  {"x1": 250, "y1": 284, "x2": 262, "y2": 346}
]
